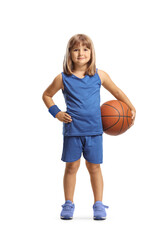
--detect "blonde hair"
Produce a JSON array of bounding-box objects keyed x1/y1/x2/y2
[{"x1": 63, "y1": 34, "x2": 96, "y2": 76}]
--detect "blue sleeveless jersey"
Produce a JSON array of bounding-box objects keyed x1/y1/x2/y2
[{"x1": 61, "y1": 68, "x2": 103, "y2": 136}]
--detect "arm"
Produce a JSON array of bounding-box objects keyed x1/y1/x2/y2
[
  {"x1": 42, "y1": 73, "x2": 72, "y2": 123},
  {"x1": 42, "y1": 73, "x2": 62, "y2": 108},
  {"x1": 98, "y1": 69, "x2": 136, "y2": 124}
]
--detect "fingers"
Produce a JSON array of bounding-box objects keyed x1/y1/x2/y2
[
  {"x1": 130, "y1": 117, "x2": 135, "y2": 128},
  {"x1": 64, "y1": 113, "x2": 72, "y2": 123},
  {"x1": 130, "y1": 122, "x2": 134, "y2": 128},
  {"x1": 130, "y1": 110, "x2": 136, "y2": 127},
  {"x1": 65, "y1": 113, "x2": 72, "y2": 119}
]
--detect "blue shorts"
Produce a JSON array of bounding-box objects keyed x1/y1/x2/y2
[{"x1": 61, "y1": 134, "x2": 103, "y2": 164}]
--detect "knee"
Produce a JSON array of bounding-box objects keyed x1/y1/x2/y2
[
  {"x1": 65, "y1": 159, "x2": 80, "y2": 174},
  {"x1": 85, "y1": 161, "x2": 100, "y2": 174}
]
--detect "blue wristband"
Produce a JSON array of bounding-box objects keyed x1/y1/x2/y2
[{"x1": 48, "y1": 105, "x2": 61, "y2": 118}]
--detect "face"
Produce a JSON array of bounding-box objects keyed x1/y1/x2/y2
[{"x1": 70, "y1": 42, "x2": 91, "y2": 67}]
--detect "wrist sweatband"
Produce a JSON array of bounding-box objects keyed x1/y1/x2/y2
[{"x1": 48, "y1": 105, "x2": 61, "y2": 118}]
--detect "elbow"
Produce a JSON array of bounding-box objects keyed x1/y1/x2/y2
[
  {"x1": 42, "y1": 92, "x2": 45, "y2": 101},
  {"x1": 42, "y1": 91, "x2": 48, "y2": 101},
  {"x1": 42, "y1": 91, "x2": 53, "y2": 101}
]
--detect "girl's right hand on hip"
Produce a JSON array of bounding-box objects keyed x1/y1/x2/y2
[{"x1": 56, "y1": 111, "x2": 72, "y2": 123}]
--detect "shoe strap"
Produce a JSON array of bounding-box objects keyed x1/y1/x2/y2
[
  {"x1": 94, "y1": 203, "x2": 109, "y2": 209},
  {"x1": 61, "y1": 203, "x2": 74, "y2": 209},
  {"x1": 103, "y1": 205, "x2": 109, "y2": 209}
]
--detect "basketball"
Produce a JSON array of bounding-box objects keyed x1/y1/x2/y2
[{"x1": 101, "y1": 100, "x2": 132, "y2": 136}]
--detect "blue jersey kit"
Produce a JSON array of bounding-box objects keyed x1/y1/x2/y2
[{"x1": 61, "y1": 68, "x2": 103, "y2": 136}]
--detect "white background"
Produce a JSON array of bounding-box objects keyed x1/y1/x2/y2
[{"x1": 0, "y1": 0, "x2": 160, "y2": 239}]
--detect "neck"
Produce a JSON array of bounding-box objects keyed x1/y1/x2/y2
[{"x1": 73, "y1": 64, "x2": 88, "y2": 74}]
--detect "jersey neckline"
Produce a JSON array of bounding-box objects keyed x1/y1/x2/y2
[
  {"x1": 66, "y1": 68, "x2": 98, "y2": 80},
  {"x1": 71, "y1": 74, "x2": 87, "y2": 80}
]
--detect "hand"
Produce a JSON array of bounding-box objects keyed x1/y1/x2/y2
[
  {"x1": 55, "y1": 111, "x2": 72, "y2": 123},
  {"x1": 130, "y1": 109, "x2": 136, "y2": 127}
]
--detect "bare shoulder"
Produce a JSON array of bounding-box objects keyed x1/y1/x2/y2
[
  {"x1": 54, "y1": 72, "x2": 62, "y2": 82},
  {"x1": 97, "y1": 69, "x2": 110, "y2": 85},
  {"x1": 97, "y1": 69, "x2": 120, "y2": 96}
]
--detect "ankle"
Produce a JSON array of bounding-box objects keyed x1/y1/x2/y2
[
  {"x1": 65, "y1": 199, "x2": 73, "y2": 203},
  {"x1": 94, "y1": 199, "x2": 102, "y2": 204}
]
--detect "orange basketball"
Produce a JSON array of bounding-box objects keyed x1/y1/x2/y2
[{"x1": 101, "y1": 100, "x2": 132, "y2": 135}]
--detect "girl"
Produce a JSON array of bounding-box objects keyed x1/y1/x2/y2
[{"x1": 42, "y1": 34, "x2": 136, "y2": 220}]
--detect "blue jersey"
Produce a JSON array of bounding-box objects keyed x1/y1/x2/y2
[{"x1": 61, "y1": 68, "x2": 103, "y2": 136}]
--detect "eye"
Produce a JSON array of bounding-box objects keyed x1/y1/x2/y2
[{"x1": 73, "y1": 49, "x2": 78, "y2": 51}]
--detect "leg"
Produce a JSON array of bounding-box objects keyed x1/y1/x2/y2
[
  {"x1": 63, "y1": 159, "x2": 81, "y2": 203},
  {"x1": 85, "y1": 160, "x2": 104, "y2": 203}
]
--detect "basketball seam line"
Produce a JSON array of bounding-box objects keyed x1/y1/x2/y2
[
  {"x1": 102, "y1": 101, "x2": 131, "y2": 135},
  {"x1": 101, "y1": 115, "x2": 131, "y2": 117},
  {"x1": 127, "y1": 107, "x2": 129, "y2": 128},
  {"x1": 103, "y1": 116, "x2": 120, "y2": 132},
  {"x1": 102, "y1": 104, "x2": 120, "y2": 115},
  {"x1": 102, "y1": 102, "x2": 121, "y2": 134},
  {"x1": 118, "y1": 101, "x2": 124, "y2": 134}
]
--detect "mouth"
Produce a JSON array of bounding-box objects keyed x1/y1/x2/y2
[{"x1": 77, "y1": 58, "x2": 85, "y2": 60}]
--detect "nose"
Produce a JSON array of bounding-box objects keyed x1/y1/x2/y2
[{"x1": 79, "y1": 49, "x2": 83, "y2": 56}]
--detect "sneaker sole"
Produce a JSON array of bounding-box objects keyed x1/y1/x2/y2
[
  {"x1": 94, "y1": 217, "x2": 106, "y2": 220},
  {"x1": 61, "y1": 216, "x2": 73, "y2": 220}
]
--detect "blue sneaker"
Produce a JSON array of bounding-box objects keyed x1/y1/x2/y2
[
  {"x1": 93, "y1": 201, "x2": 109, "y2": 220},
  {"x1": 60, "y1": 200, "x2": 75, "y2": 220}
]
